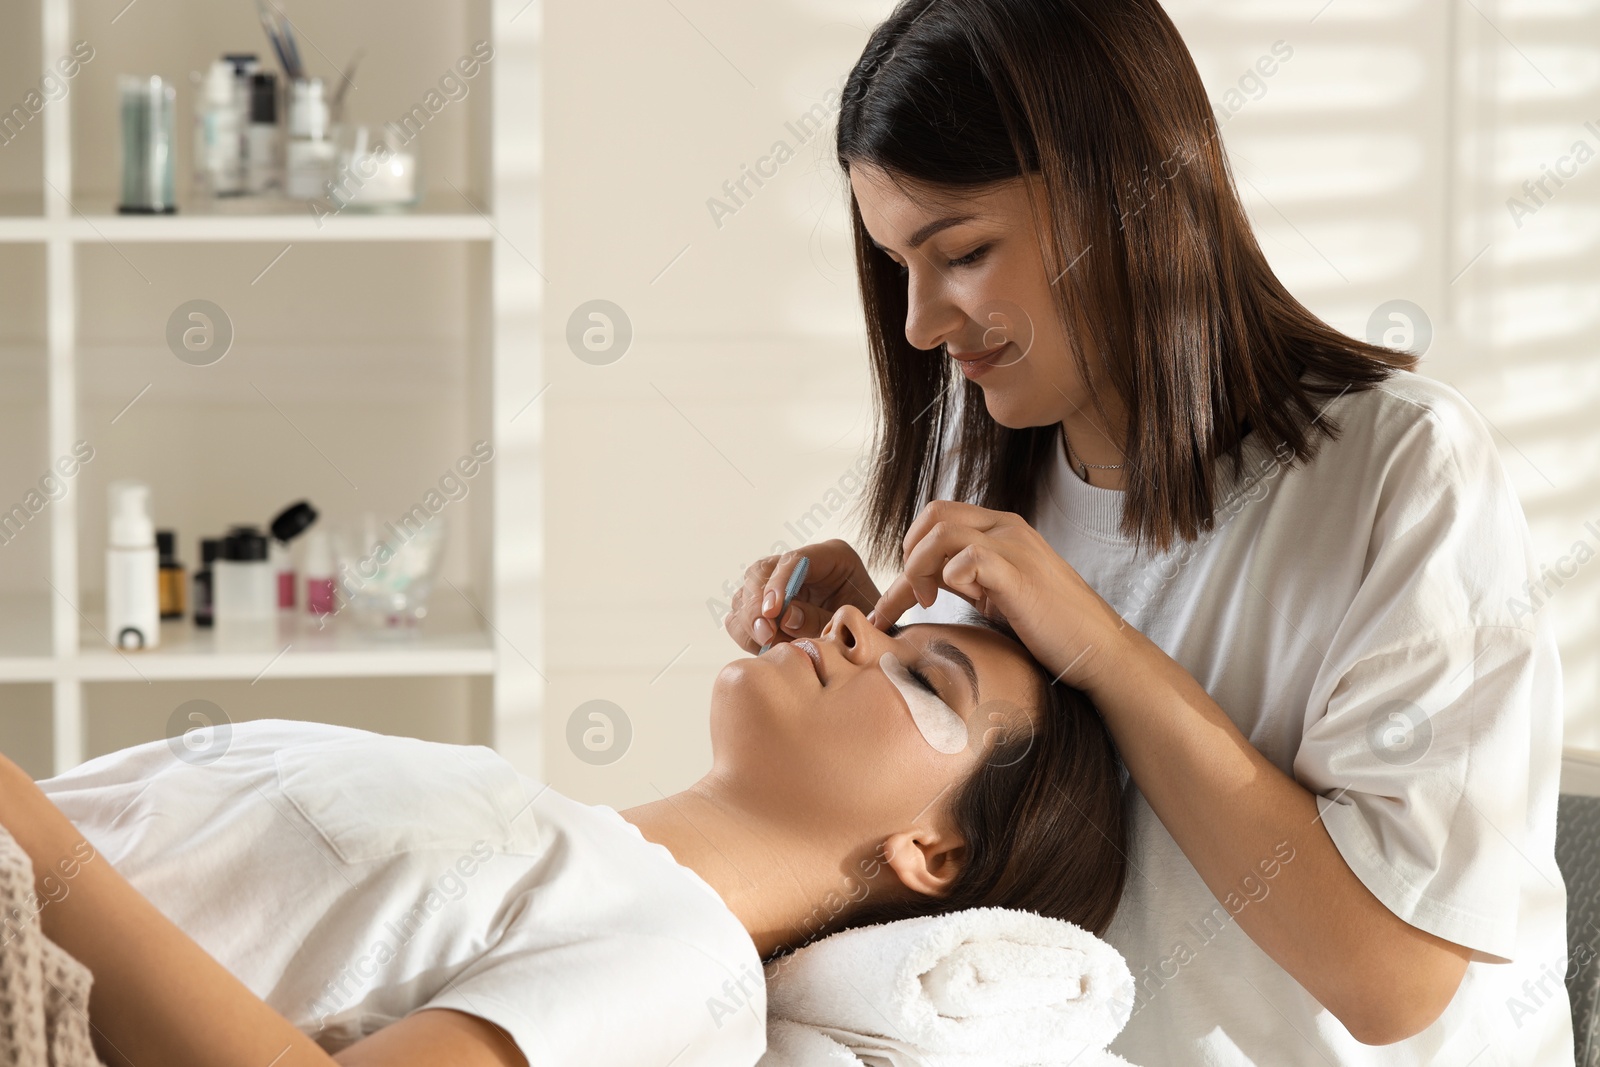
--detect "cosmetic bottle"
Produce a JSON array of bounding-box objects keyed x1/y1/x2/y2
[
  {"x1": 303, "y1": 528, "x2": 336, "y2": 617},
  {"x1": 214, "y1": 525, "x2": 275, "y2": 621},
  {"x1": 156, "y1": 530, "x2": 186, "y2": 619},
  {"x1": 118, "y1": 76, "x2": 177, "y2": 214},
  {"x1": 269, "y1": 500, "x2": 318, "y2": 610},
  {"x1": 225, "y1": 53, "x2": 259, "y2": 88},
  {"x1": 244, "y1": 71, "x2": 279, "y2": 194},
  {"x1": 195, "y1": 58, "x2": 244, "y2": 197},
  {"x1": 106, "y1": 481, "x2": 160, "y2": 650},
  {"x1": 193, "y1": 537, "x2": 220, "y2": 628},
  {"x1": 285, "y1": 78, "x2": 335, "y2": 199}
]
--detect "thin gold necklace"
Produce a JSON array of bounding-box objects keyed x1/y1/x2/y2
[{"x1": 1060, "y1": 423, "x2": 1124, "y2": 483}]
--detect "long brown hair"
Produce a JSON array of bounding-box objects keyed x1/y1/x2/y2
[
  {"x1": 825, "y1": 612, "x2": 1126, "y2": 942},
  {"x1": 836, "y1": 0, "x2": 1417, "y2": 563}
]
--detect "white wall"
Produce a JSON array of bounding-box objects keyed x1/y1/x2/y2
[{"x1": 542, "y1": 0, "x2": 1600, "y2": 807}]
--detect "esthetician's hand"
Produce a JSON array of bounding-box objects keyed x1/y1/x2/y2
[
  {"x1": 726, "y1": 540, "x2": 881, "y2": 653},
  {"x1": 868, "y1": 500, "x2": 1131, "y2": 694}
]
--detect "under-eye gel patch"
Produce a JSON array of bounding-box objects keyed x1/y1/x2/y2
[{"x1": 880, "y1": 651, "x2": 967, "y2": 755}]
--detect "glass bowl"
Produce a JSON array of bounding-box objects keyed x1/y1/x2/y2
[{"x1": 330, "y1": 512, "x2": 448, "y2": 634}]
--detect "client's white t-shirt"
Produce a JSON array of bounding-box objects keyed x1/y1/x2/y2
[
  {"x1": 39, "y1": 719, "x2": 767, "y2": 1066},
  {"x1": 911, "y1": 369, "x2": 1571, "y2": 1064}
]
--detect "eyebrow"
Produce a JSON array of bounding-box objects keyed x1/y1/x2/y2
[{"x1": 868, "y1": 214, "x2": 978, "y2": 256}]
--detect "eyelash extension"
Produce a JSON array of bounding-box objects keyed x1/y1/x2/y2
[
  {"x1": 880, "y1": 624, "x2": 939, "y2": 696},
  {"x1": 906, "y1": 664, "x2": 939, "y2": 696}
]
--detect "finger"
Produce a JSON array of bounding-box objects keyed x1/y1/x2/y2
[
  {"x1": 734, "y1": 558, "x2": 775, "y2": 623},
  {"x1": 732, "y1": 555, "x2": 782, "y2": 651},
  {"x1": 867, "y1": 572, "x2": 919, "y2": 629},
  {"x1": 777, "y1": 597, "x2": 828, "y2": 637},
  {"x1": 901, "y1": 522, "x2": 988, "y2": 609},
  {"x1": 758, "y1": 552, "x2": 807, "y2": 621},
  {"x1": 901, "y1": 500, "x2": 1009, "y2": 559},
  {"x1": 813, "y1": 537, "x2": 883, "y2": 615},
  {"x1": 752, "y1": 615, "x2": 776, "y2": 647},
  {"x1": 724, "y1": 586, "x2": 762, "y2": 653},
  {"x1": 942, "y1": 542, "x2": 1022, "y2": 610},
  {"x1": 763, "y1": 541, "x2": 881, "y2": 621},
  {"x1": 869, "y1": 570, "x2": 979, "y2": 628}
]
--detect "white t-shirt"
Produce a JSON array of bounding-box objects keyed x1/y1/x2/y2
[
  {"x1": 909, "y1": 370, "x2": 1571, "y2": 1064},
  {"x1": 39, "y1": 719, "x2": 767, "y2": 1067}
]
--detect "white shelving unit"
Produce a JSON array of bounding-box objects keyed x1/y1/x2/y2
[{"x1": 0, "y1": 0, "x2": 545, "y2": 777}]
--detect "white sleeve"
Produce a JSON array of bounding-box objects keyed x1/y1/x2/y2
[
  {"x1": 1292, "y1": 387, "x2": 1562, "y2": 962},
  {"x1": 419, "y1": 931, "x2": 767, "y2": 1066}
]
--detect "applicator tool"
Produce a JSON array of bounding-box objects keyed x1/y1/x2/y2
[{"x1": 759, "y1": 555, "x2": 810, "y2": 654}]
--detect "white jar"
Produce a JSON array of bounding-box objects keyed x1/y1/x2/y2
[{"x1": 214, "y1": 526, "x2": 275, "y2": 621}]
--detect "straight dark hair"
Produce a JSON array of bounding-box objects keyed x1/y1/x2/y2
[
  {"x1": 836, "y1": 0, "x2": 1418, "y2": 564},
  {"x1": 825, "y1": 612, "x2": 1127, "y2": 942}
]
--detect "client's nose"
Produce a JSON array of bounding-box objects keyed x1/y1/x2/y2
[{"x1": 821, "y1": 604, "x2": 890, "y2": 666}]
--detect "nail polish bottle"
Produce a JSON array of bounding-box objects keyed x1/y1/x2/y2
[
  {"x1": 303, "y1": 528, "x2": 335, "y2": 617},
  {"x1": 269, "y1": 500, "x2": 319, "y2": 610}
]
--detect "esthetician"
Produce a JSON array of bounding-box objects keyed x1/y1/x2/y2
[{"x1": 726, "y1": 1, "x2": 1570, "y2": 1063}]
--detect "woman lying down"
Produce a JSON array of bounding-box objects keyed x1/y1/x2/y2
[{"x1": 6, "y1": 604, "x2": 1126, "y2": 1067}]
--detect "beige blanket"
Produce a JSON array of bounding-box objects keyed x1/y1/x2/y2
[{"x1": 0, "y1": 822, "x2": 105, "y2": 1067}]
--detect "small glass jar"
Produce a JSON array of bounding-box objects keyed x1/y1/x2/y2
[
  {"x1": 118, "y1": 75, "x2": 177, "y2": 214},
  {"x1": 284, "y1": 77, "x2": 335, "y2": 199}
]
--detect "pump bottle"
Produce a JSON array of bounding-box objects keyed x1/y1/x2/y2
[{"x1": 106, "y1": 481, "x2": 161, "y2": 650}]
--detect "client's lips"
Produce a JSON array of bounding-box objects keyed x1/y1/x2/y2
[{"x1": 792, "y1": 639, "x2": 825, "y2": 684}]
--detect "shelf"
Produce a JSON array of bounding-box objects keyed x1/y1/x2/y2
[
  {"x1": 0, "y1": 592, "x2": 495, "y2": 683},
  {"x1": 8, "y1": 0, "x2": 534, "y2": 777},
  {"x1": 73, "y1": 594, "x2": 496, "y2": 682},
  {"x1": 0, "y1": 192, "x2": 495, "y2": 243},
  {"x1": 0, "y1": 599, "x2": 496, "y2": 683}
]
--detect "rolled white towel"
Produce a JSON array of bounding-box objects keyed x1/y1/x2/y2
[
  {"x1": 763, "y1": 1020, "x2": 1137, "y2": 1067},
  {"x1": 759, "y1": 906, "x2": 1136, "y2": 1067}
]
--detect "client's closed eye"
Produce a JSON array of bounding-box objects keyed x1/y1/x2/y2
[
  {"x1": 880, "y1": 623, "x2": 943, "y2": 699},
  {"x1": 904, "y1": 664, "x2": 940, "y2": 697}
]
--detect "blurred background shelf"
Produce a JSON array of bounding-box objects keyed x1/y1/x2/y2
[
  {"x1": 0, "y1": 580, "x2": 494, "y2": 683},
  {"x1": 0, "y1": 192, "x2": 495, "y2": 242},
  {"x1": 72, "y1": 594, "x2": 495, "y2": 681},
  {"x1": 0, "y1": 0, "x2": 542, "y2": 780}
]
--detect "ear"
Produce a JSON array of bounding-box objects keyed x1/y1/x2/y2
[{"x1": 880, "y1": 827, "x2": 967, "y2": 899}]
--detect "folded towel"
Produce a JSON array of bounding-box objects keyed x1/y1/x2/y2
[
  {"x1": 759, "y1": 906, "x2": 1137, "y2": 1067},
  {"x1": 0, "y1": 823, "x2": 106, "y2": 1067}
]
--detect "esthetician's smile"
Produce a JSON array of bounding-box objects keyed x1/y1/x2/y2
[{"x1": 949, "y1": 341, "x2": 1012, "y2": 380}]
